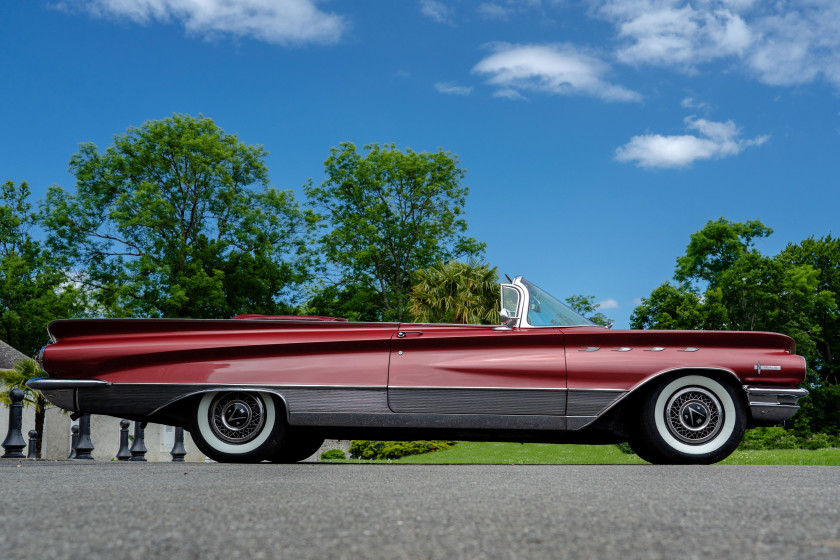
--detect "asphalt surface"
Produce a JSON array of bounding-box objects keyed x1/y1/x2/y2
[{"x1": 1, "y1": 461, "x2": 838, "y2": 560}]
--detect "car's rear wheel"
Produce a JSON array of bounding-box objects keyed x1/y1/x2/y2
[
  {"x1": 268, "y1": 428, "x2": 325, "y2": 463},
  {"x1": 192, "y1": 391, "x2": 285, "y2": 463},
  {"x1": 634, "y1": 374, "x2": 746, "y2": 464}
]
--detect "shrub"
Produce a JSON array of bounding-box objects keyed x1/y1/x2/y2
[
  {"x1": 740, "y1": 427, "x2": 791, "y2": 450},
  {"x1": 349, "y1": 440, "x2": 457, "y2": 460},
  {"x1": 740, "y1": 427, "x2": 839, "y2": 450},
  {"x1": 791, "y1": 384, "x2": 840, "y2": 436},
  {"x1": 615, "y1": 442, "x2": 635, "y2": 454},
  {"x1": 800, "y1": 432, "x2": 839, "y2": 450},
  {"x1": 320, "y1": 449, "x2": 347, "y2": 461}
]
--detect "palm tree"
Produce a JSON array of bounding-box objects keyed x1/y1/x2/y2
[
  {"x1": 409, "y1": 259, "x2": 500, "y2": 325},
  {"x1": 1, "y1": 357, "x2": 48, "y2": 458}
]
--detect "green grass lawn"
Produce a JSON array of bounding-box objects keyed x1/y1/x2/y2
[{"x1": 339, "y1": 442, "x2": 840, "y2": 466}]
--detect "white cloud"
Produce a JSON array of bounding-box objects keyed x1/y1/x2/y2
[
  {"x1": 420, "y1": 0, "x2": 454, "y2": 24},
  {"x1": 681, "y1": 96, "x2": 711, "y2": 111},
  {"x1": 597, "y1": 298, "x2": 620, "y2": 310},
  {"x1": 478, "y1": 3, "x2": 512, "y2": 20},
  {"x1": 472, "y1": 43, "x2": 641, "y2": 102},
  {"x1": 599, "y1": 1, "x2": 752, "y2": 69},
  {"x1": 56, "y1": 0, "x2": 346, "y2": 45},
  {"x1": 477, "y1": 0, "x2": 549, "y2": 20},
  {"x1": 615, "y1": 116, "x2": 769, "y2": 169},
  {"x1": 746, "y1": 3, "x2": 840, "y2": 87},
  {"x1": 493, "y1": 88, "x2": 528, "y2": 100},
  {"x1": 434, "y1": 82, "x2": 473, "y2": 96},
  {"x1": 594, "y1": 1, "x2": 840, "y2": 88}
]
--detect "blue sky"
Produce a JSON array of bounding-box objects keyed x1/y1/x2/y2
[{"x1": 2, "y1": 0, "x2": 839, "y2": 327}]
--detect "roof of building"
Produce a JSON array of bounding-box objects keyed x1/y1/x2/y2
[{"x1": 0, "y1": 340, "x2": 28, "y2": 370}]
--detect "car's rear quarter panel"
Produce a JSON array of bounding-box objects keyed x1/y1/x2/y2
[{"x1": 563, "y1": 328, "x2": 805, "y2": 391}]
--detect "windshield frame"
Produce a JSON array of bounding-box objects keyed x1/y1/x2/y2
[{"x1": 500, "y1": 277, "x2": 598, "y2": 328}]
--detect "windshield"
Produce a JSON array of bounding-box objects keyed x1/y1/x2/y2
[{"x1": 520, "y1": 279, "x2": 596, "y2": 327}]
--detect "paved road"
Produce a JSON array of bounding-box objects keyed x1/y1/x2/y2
[{"x1": 1, "y1": 461, "x2": 838, "y2": 560}]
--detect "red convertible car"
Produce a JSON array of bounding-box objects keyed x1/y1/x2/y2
[{"x1": 29, "y1": 277, "x2": 807, "y2": 464}]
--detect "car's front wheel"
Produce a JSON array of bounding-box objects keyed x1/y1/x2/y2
[
  {"x1": 632, "y1": 374, "x2": 746, "y2": 464},
  {"x1": 192, "y1": 391, "x2": 285, "y2": 463}
]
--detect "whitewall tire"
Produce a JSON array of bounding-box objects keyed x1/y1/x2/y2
[
  {"x1": 192, "y1": 391, "x2": 285, "y2": 463},
  {"x1": 637, "y1": 374, "x2": 746, "y2": 464}
]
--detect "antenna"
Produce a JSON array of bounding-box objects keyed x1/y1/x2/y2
[{"x1": 504, "y1": 274, "x2": 512, "y2": 282}]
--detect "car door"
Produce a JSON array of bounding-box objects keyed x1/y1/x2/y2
[{"x1": 387, "y1": 324, "x2": 566, "y2": 415}]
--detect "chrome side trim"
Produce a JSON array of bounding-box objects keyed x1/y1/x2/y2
[
  {"x1": 145, "y1": 386, "x2": 391, "y2": 420},
  {"x1": 566, "y1": 416, "x2": 599, "y2": 430},
  {"x1": 290, "y1": 412, "x2": 567, "y2": 431},
  {"x1": 744, "y1": 385, "x2": 809, "y2": 423},
  {"x1": 388, "y1": 387, "x2": 565, "y2": 415},
  {"x1": 26, "y1": 378, "x2": 110, "y2": 390},
  {"x1": 390, "y1": 385, "x2": 567, "y2": 391},
  {"x1": 566, "y1": 389, "x2": 627, "y2": 416},
  {"x1": 76, "y1": 382, "x2": 385, "y2": 389}
]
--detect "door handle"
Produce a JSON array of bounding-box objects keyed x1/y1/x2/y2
[{"x1": 397, "y1": 331, "x2": 424, "y2": 338}]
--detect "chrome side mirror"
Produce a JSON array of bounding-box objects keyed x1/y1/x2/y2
[{"x1": 500, "y1": 308, "x2": 518, "y2": 329}]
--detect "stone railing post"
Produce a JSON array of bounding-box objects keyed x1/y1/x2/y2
[
  {"x1": 170, "y1": 426, "x2": 187, "y2": 462},
  {"x1": 130, "y1": 421, "x2": 147, "y2": 461},
  {"x1": 116, "y1": 419, "x2": 131, "y2": 461},
  {"x1": 27, "y1": 430, "x2": 37, "y2": 459},
  {"x1": 73, "y1": 413, "x2": 94, "y2": 460},
  {"x1": 67, "y1": 425, "x2": 79, "y2": 459},
  {"x1": 1, "y1": 388, "x2": 26, "y2": 458}
]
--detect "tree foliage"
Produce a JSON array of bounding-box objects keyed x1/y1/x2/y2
[
  {"x1": 674, "y1": 217, "x2": 773, "y2": 286},
  {"x1": 305, "y1": 142, "x2": 485, "y2": 321},
  {"x1": 409, "y1": 260, "x2": 499, "y2": 325},
  {"x1": 779, "y1": 235, "x2": 840, "y2": 385},
  {"x1": 631, "y1": 284, "x2": 727, "y2": 331},
  {"x1": 43, "y1": 114, "x2": 314, "y2": 318},
  {"x1": 564, "y1": 295, "x2": 614, "y2": 327},
  {"x1": 1, "y1": 180, "x2": 86, "y2": 356}
]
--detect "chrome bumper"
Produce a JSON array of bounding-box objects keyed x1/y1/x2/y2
[
  {"x1": 25, "y1": 378, "x2": 110, "y2": 412},
  {"x1": 743, "y1": 386, "x2": 809, "y2": 423}
]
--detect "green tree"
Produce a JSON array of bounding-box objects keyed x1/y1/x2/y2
[
  {"x1": 409, "y1": 260, "x2": 499, "y2": 324},
  {"x1": 630, "y1": 283, "x2": 728, "y2": 330},
  {"x1": 564, "y1": 295, "x2": 614, "y2": 327},
  {"x1": 303, "y1": 282, "x2": 381, "y2": 322},
  {"x1": 779, "y1": 236, "x2": 840, "y2": 384},
  {"x1": 305, "y1": 142, "x2": 485, "y2": 321},
  {"x1": 1, "y1": 357, "x2": 49, "y2": 458},
  {"x1": 675, "y1": 217, "x2": 773, "y2": 287},
  {"x1": 43, "y1": 114, "x2": 315, "y2": 318},
  {"x1": 1, "y1": 180, "x2": 86, "y2": 356}
]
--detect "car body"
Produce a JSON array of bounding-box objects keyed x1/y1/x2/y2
[{"x1": 29, "y1": 277, "x2": 808, "y2": 464}]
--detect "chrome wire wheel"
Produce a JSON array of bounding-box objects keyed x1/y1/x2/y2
[
  {"x1": 194, "y1": 391, "x2": 282, "y2": 461},
  {"x1": 664, "y1": 387, "x2": 724, "y2": 445},
  {"x1": 209, "y1": 392, "x2": 266, "y2": 444}
]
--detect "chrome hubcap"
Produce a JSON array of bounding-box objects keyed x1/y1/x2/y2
[
  {"x1": 210, "y1": 393, "x2": 265, "y2": 444},
  {"x1": 665, "y1": 388, "x2": 723, "y2": 444}
]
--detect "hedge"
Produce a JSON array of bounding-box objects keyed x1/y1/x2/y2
[{"x1": 349, "y1": 440, "x2": 457, "y2": 460}]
